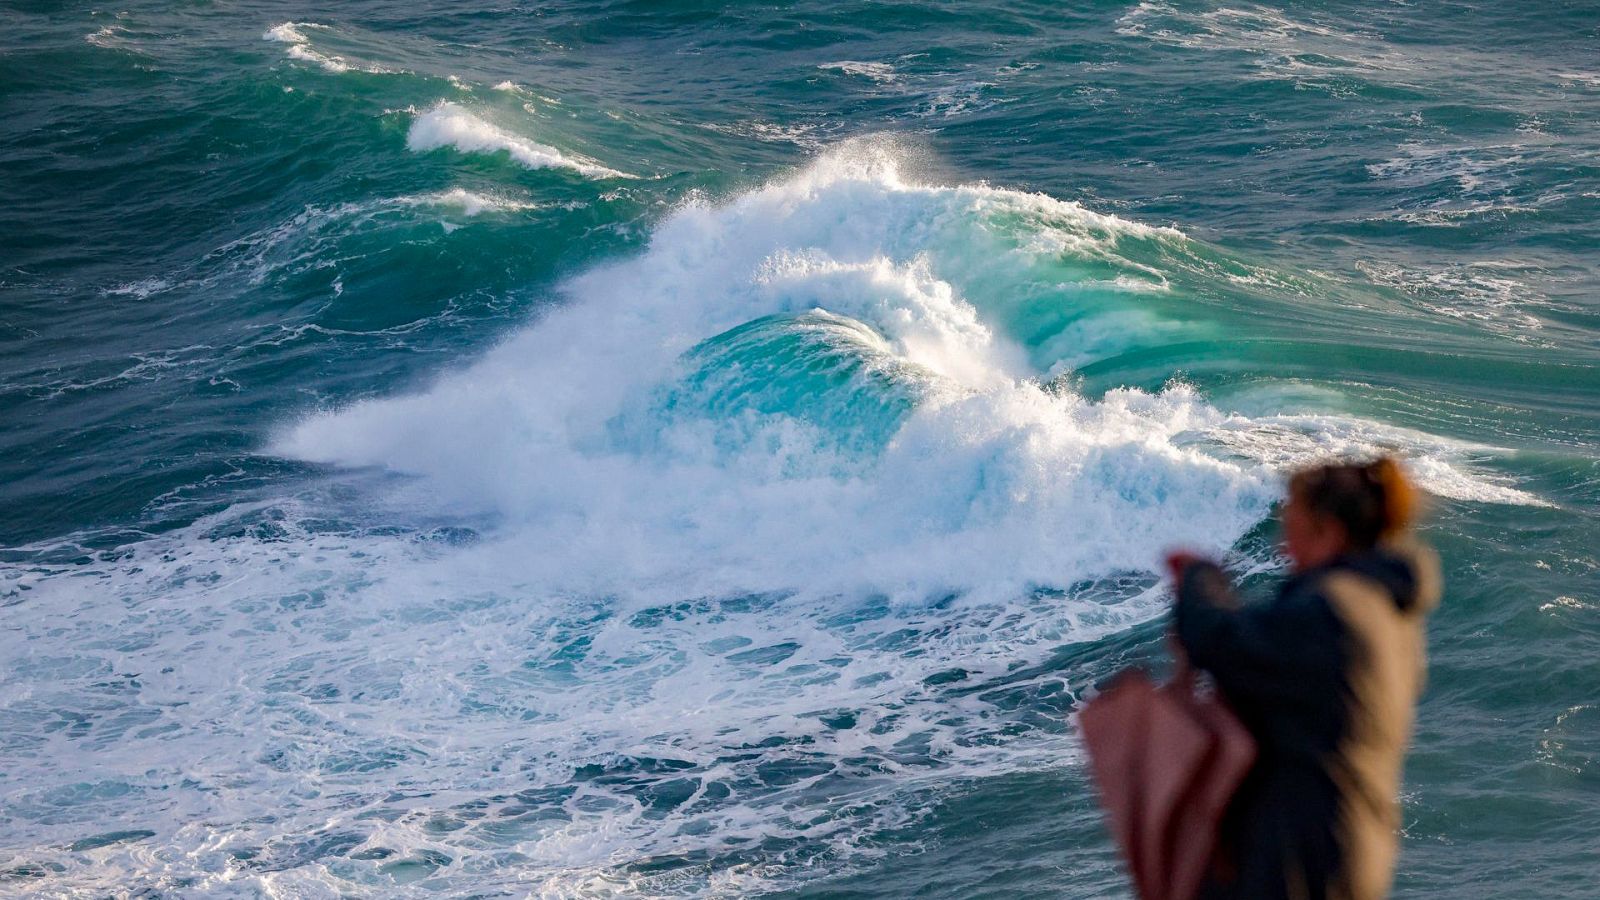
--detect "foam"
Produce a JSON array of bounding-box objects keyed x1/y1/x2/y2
[
  {"x1": 1366, "y1": 142, "x2": 1527, "y2": 196},
  {"x1": 263, "y1": 22, "x2": 348, "y2": 73},
  {"x1": 104, "y1": 277, "x2": 172, "y2": 299},
  {"x1": 699, "y1": 119, "x2": 835, "y2": 149},
  {"x1": 1195, "y1": 408, "x2": 1548, "y2": 507},
  {"x1": 411, "y1": 186, "x2": 544, "y2": 216},
  {"x1": 1356, "y1": 260, "x2": 1555, "y2": 337},
  {"x1": 1557, "y1": 72, "x2": 1600, "y2": 89},
  {"x1": 916, "y1": 79, "x2": 1004, "y2": 118},
  {"x1": 85, "y1": 26, "x2": 133, "y2": 52},
  {"x1": 1115, "y1": 1, "x2": 1401, "y2": 93},
  {"x1": 1116, "y1": 2, "x2": 1363, "y2": 51},
  {"x1": 262, "y1": 21, "x2": 394, "y2": 75},
  {"x1": 407, "y1": 102, "x2": 629, "y2": 179},
  {"x1": 0, "y1": 518, "x2": 1160, "y2": 895},
  {"x1": 262, "y1": 21, "x2": 315, "y2": 45},
  {"x1": 818, "y1": 61, "x2": 901, "y2": 84}
]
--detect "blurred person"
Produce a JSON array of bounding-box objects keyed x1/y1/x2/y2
[{"x1": 1166, "y1": 457, "x2": 1440, "y2": 900}]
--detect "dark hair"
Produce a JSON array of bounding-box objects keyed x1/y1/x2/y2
[{"x1": 1288, "y1": 456, "x2": 1418, "y2": 550}]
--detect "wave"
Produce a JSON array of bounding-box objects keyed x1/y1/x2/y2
[
  {"x1": 278, "y1": 141, "x2": 1540, "y2": 599},
  {"x1": 407, "y1": 102, "x2": 631, "y2": 179},
  {"x1": 276, "y1": 143, "x2": 1269, "y2": 601}
]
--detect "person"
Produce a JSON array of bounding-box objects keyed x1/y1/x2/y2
[{"x1": 1165, "y1": 457, "x2": 1441, "y2": 900}]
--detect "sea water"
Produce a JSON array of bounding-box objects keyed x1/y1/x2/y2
[{"x1": 2, "y1": 1, "x2": 1597, "y2": 896}]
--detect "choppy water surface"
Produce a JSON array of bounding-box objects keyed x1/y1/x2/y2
[{"x1": 2, "y1": 1, "x2": 1598, "y2": 896}]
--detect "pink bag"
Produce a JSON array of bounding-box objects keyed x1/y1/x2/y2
[{"x1": 1078, "y1": 667, "x2": 1256, "y2": 900}]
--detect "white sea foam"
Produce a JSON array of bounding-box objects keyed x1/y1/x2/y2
[
  {"x1": 700, "y1": 119, "x2": 837, "y2": 149},
  {"x1": 1366, "y1": 142, "x2": 1526, "y2": 196},
  {"x1": 1557, "y1": 72, "x2": 1600, "y2": 89},
  {"x1": 104, "y1": 277, "x2": 172, "y2": 299},
  {"x1": 1117, "y1": 1, "x2": 1597, "y2": 101},
  {"x1": 1115, "y1": 1, "x2": 1402, "y2": 94},
  {"x1": 406, "y1": 102, "x2": 629, "y2": 178},
  {"x1": 262, "y1": 21, "x2": 395, "y2": 75},
  {"x1": 85, "y1": 25, "x2": 134, "y2": 52},
  {"x1": 262, "y1": 21, "x2": 314, "y2": 45},
  {"x1": 1356, "y1": 259, "x2": 1559, "y2": 337},
  {"x1": 818, "y1": 60, "x2": 901, "y2": 83},
  {"x1": 411, "y1": 186, "x2": 545, "y2": 216},
  {"x1": 1116, "y1": 0, "x2": 1354, "y2": 44},
  {"x1": 0, "y1": 144, "x2": 1544, "y2": 895},
  {"x1": 263, "y1": 21, "x2": 347, "y2": 73}
]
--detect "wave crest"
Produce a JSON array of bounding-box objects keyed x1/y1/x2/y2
[{"x1": 407, "y1": 102, "x2": 630, "y2": 179}]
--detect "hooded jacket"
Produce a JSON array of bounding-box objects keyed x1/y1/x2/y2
[{"x1": 1174, "y1": 539, "x2": 1442, "y2": 900}]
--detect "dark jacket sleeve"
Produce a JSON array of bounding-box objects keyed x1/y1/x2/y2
[{"x1": 1173, "y1": 562, "x2": 1344, "y2": 710}]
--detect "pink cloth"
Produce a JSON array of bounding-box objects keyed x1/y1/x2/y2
[{"x1": 1079, "y1": 669, "x2": 1256, "y2": 900}]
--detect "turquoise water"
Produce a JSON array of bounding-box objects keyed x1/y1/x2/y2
[{"x1": 2, "y1": 1, "x2": 1598, "y2": 895}]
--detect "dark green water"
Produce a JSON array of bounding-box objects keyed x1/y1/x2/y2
[{"x1": 2, "y1": 1, "x2": 1597, "y2": 896}]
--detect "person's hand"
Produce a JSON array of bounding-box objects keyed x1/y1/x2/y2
[{"x1": 1164, "y1": 549, "x2": 1207, "y2": 585}]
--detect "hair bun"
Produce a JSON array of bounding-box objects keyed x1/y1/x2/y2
[{"x1": 1367, "y1": 456, "x2": 1417, "y2": 537}]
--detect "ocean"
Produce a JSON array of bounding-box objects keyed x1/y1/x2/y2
[{"x1": 2, "y1": 1, "x2": 1597, "y2": 896}]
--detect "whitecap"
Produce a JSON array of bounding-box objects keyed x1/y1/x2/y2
[
  {"x1": 262, "y1": 21, "x2": 394, "y2": 75},
  {"x1": 406, "y1": 102, "x2": 630, "y2": 179},
  {"x1": 1115, "y1": 1, "x2": 1404, "y2": 93},
  {"x1": 1366, "y1": 142, "x2": 1527, "y2": 196},
  {"x1": 818, "y1": 60, "x2": 901, "y2": 84},
  {"x1": 1355, "y1": 259, "x2": 1559, "y2": 336},
  {"x1": 104, "y1": 277, "x2": 172, "y2": 299}
]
